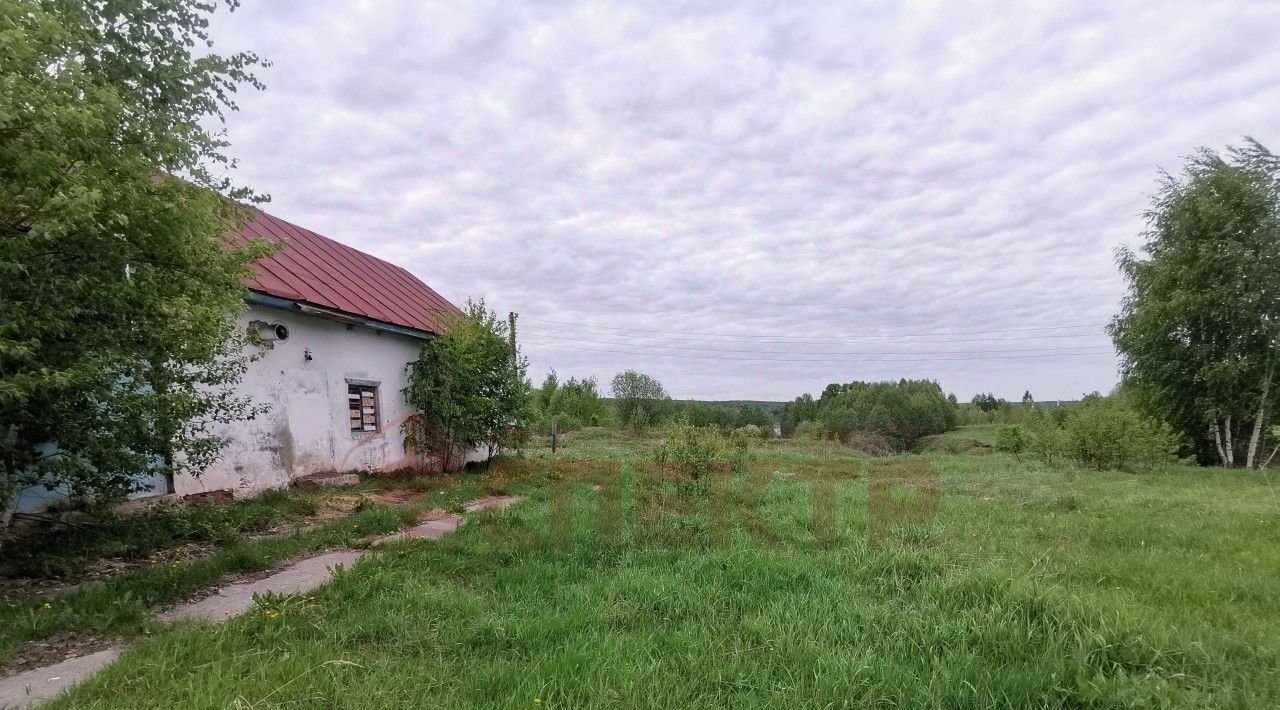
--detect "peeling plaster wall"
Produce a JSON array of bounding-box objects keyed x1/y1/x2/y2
[{"x1": 177, "y1": 304, "x2": 429, "y2": 498}]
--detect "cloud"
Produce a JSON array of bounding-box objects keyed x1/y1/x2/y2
[{"x1": 209, "y1": 0, "x2": 1280, "y2": 400}]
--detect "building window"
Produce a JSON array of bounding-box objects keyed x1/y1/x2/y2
[{"x1": 348, "y1": 384, "x2": 379, "y2": 433}]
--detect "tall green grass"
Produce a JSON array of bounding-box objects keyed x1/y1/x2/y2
[
  {"x1": 1, "y1": 473, "x2": 490, "y2": 664},
  {"x1": 54, "y1": 441, "x2": 1280, "y2": 708}
]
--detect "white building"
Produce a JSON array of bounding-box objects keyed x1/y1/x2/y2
[
  {"x1": 179, "y1": 209, "x2": 470, "y2": 498},
  {"x1": 16, "y1": 208, "x2": 467, "y2": 511}
]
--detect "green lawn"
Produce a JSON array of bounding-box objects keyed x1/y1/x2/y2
[{"x1": 52, "y1": 430, "x2": 1280, "y2": 708}]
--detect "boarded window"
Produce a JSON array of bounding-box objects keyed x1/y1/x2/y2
[{"x1": 348, "y1": 385, "x2": 379, "y2": 433}]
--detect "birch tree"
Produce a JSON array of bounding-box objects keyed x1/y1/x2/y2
[{"x1": 1110, "y1": 139, "x2": 1280, "y2": 468}]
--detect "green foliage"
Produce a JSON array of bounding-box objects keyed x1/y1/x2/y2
[
  {"x1": 0, "y1": 0, "x2": 273, "y2": 515},
  {"x1": 779, "y1": 393, "x2": 818, "y2": 436},
  {"x1": 534, "y1": 371, "x2": 607, "y2": 431},
  {"x1": 793, "y1": 420, "x2": 824, "y2": 441},
  {"x1": 994, "y1": 425, "x2": 1027, "y2": 457},
  {"x1": 1, "y1": 489, "x2": 318, "y2": 579},
  {"x1": 971, "y1": 393, "x2": 1004, "y2": 413},
  {"x1": 654, "y1": 422, "x2": 727, "y2": 481},
  {"x1": 732, "y1": 424, "x2": 771, "y2": 444},
  {"x1": 782, "y1": 380, "x2": 957, "y2": 452},
  {"x1": 1110, "y1": 139, "x2": 1280, "y2": 467},
  {"x1": 47, "y1": 440, "x2": 1280, "y2": 707},
  {"x1": 1023, "y1": 407, "x2": 1068, "y2": 464},
  {"x1": 1063, "y1": 399, "x2": 1182, "y2": 471},
  {"x1": 991, "y1": 399, "x2": 1179, "y2": 471},
  {"x1": 403, "y1": 301, "x2": 531, "y2": 467},
  {"x1": 671, "y1": 400, "x2": 772, "y2": 431},
  {"x1": 610, "y1": 370, "x2": 670, "y2": 433}
]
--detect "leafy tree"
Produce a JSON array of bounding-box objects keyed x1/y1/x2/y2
[
  {"x1": 403, "y1": 301, "x2": 531, "y2": 469},
  {"x1": 1110, "y1": 139, "x2": 1280, "y2": 468},
  {"x1": 1021, "y1": 391, "x2": 1035, "y2": 407},
  {"x1": 610, "y1": 370, "x2": 669, "y2": 433},
  {"x1": 535, "y1": 370, "x2": 559, "y2": 415},
  {"x1": 536, "y1": 372, "x2": 606, "y2": 431},
  {"x1": 994, "y1": 425, "x2": 1028, "y2": 458},
  {"x1": 670, "y1": 401, "x2": 772, "y2": 431},
  {"x1": 1, "y1": 0, "x2": 271, "y2": 522},
  {"x1": 780, "y1": 393, "x2": 819, "y2": 437},
  {"x1": 971, "y1": 393, "x2": 1003, "y2": 413},
  {"x1": 782, "y1": 380, "x2": 957, "y2": 451}
]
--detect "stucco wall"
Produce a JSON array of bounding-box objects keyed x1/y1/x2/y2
[{"x1": 178, "y1": 304, "x2": 431, "y2": 497}]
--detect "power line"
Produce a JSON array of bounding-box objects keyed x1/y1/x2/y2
[
  {"x1": 520, "y1": 316, "x2": 1105, "y2": 341},
  {"x1": 520, "y1": 340, "x2": 1116, "y2": 364},
  {"x1": 519, "y1": 320, "x2": 1106, "y2": 345},
  {"x1": 518, "y1": 325, "x2": 1105, "y2": 346},
  {"x1": 518, "y1": 334, "x2": 1111, "y2": 357}
]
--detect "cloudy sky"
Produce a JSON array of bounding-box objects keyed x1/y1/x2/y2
[{"x1": 209, "y1": 1, "x2": 1280, "y2": 402}]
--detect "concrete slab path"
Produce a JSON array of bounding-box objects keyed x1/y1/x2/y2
[
  {"x1": 0, "y1": 649, "x2": 120, "y2": 709},
  {"x1": 157, "y1": 550, "x2": 365, "y2": 623},
  {"x1": 0, "y1": 494, "x2": 522, "y2": 707}
]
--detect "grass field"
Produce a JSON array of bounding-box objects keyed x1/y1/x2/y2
[
  {"x1": 50, "y1": 428, "x2": 1280, "y2": 708},
  {"x1": 0, "y1": 474, "x2": 489, "y2": 667}
]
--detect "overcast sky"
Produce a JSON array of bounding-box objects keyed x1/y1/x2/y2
[{"x1": 209, "y1": 1, "x2": 1280, "y2": 402}]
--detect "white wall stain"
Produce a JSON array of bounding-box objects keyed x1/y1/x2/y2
[{"x1": 178, "y1": 304, "x2": 429, "y2": 497}]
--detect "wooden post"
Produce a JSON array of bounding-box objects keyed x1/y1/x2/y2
[{"x1": 551, "y1": 419, "x2": 558, "y2": 454}]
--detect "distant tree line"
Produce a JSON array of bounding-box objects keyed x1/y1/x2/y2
[
  {"x1": 780, "y1": 380, "x2": 958, "y2": 452},
  {"x1": 529, "y1": 369, "x2": 776, "y2": 436}
]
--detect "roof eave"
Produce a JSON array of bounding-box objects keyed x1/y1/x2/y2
[{"x1": 245, "y1": 290, "x2": 437, "y2": 341}]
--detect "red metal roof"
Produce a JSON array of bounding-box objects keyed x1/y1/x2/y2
[{"x1": 232, "y1": 209, "x2": 460, "y2": 335}]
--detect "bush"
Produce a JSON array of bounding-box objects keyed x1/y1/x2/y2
[
  {"x1": 789, "y1": 380, "x2": 955, "y2": 451},
  {"x1": 534, "y1": 372, "x2": 607, "y2": 432},
  {"x1": 655, "y1": 423, "x2": 726, "y2": 481},
  {"x1": 1023, "y1": 408, "x2": 1068, "y2": 463},
  {"x1": 1063, "y1": 401, "x2": 1180, "y2": 470},
  {"x1": 732, "y1": 424, "x2": 771, "y2": 441},
  {"x1": 994, "y1": 425, "x2": 1028, "y2": 457},
  {"x1": 793, "y1": 421, "x2": 824, "y2": 441}
]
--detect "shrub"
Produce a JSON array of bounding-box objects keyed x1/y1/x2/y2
[
  {"x1": 733, "y1": 424, "x2": 768, "y2": 441},
  {"x1": 535, "y1": 372, "x2": 607, "y2": 432},
  {"x1": 843, "y1": 431, "x2": 895, "y2": 456},
  {"x1": 1063, "y1": 400, "x2": 1180, "y2": 470},
  {"x1": 1023, "y1": 408, "x2": 1068, "y2": 464},
  {"x1": 808, "y1": 380, "x2": 956, "y2": 451},
  {"x1": 793, "y1": 420, "x2": 824, "y2": 441},
  {"x1": 655, "y1": 423, "x2": 725, "y2": 481},
  {"x1": 994, "y1": 425, "x2": 1028, "y2": 457}
]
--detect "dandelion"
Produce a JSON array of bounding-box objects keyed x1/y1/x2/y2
[
  {"x1": 534, "y1": 699, "x2": 541, "y2": 705},
  {"x1": 42, "y1": 602, "x2": 52, "y2": 609}
]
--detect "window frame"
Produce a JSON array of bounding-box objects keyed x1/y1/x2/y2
[{"x1": 346, "y1": 380, "x2": 381, "y2": 434}]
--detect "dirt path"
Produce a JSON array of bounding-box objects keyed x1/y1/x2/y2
[{"x1": 0, "y1": 495, "x2": 522, "y2": 709}]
